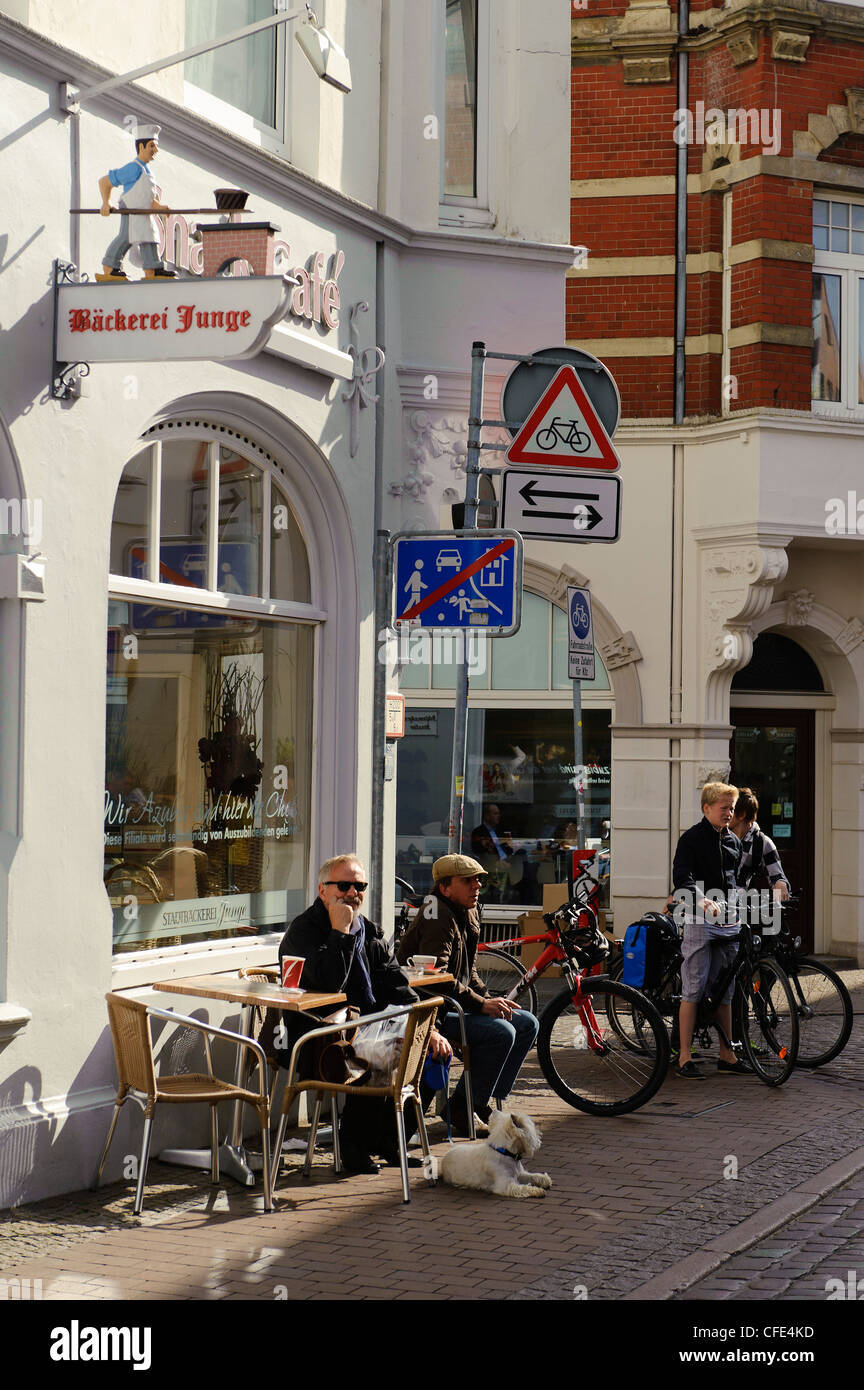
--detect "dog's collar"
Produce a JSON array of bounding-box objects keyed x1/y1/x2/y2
[{"x1": 489, "y1": 1143, "x2": 520, "y2": 1160}]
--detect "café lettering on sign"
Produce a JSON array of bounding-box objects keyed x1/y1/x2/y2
[
  {"x1": 56, "y1": 276, "x2": 291, "y2": 363},
  {"x1": 160, "y1": 215, "x2": 344, "y2": 330}
]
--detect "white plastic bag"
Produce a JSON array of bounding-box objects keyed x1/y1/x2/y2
[{"x1": 352, "y1": 1007, "x2": 408, "y2": 1084}]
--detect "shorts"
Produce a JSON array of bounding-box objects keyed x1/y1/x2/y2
[{"x1": 680, "y1": 921, "x2": 738, "y2": 1004}]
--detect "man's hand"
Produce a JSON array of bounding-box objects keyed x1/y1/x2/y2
[
  {"x1": 699, "y1": 897, "x2": 724, "y2": 922},
  {"x1": 99, "y1": 202, "x2": 112, "y2": 217},
  {"x1": 328, "y1": 901, "x2": 354, "y2": 934},
  {"x1": 481, "y1": 997, "x2": 520, "y2": 1020},
  {"x1": 150, "y1": 199, "x2": 170, "y2": 213},
  {"x1": 773, "y1": 882, "x2": 790, "y2": 903},
  {"x1": 428, "y1": 1029, "x2": 452, "y2": 1060}
]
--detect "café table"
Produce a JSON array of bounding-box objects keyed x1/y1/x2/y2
[{"x1": 153, "y1": 972, "x2": 346, "y2": 1187}]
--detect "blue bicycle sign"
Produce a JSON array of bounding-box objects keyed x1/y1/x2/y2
[{"x1": 567, "y1": 584, "x2": 594, "y2": 680}]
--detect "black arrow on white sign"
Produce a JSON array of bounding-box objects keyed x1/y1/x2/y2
[{"x1": 518, "y1": 479, "x2": 601, "y2": 529}]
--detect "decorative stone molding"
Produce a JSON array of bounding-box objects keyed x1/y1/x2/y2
[
  {"x1": 727, "y1": 30, "x2": 759, "y2": 67},
  {"x1": 622, "y1": 54, "x2": 671, "y2": 85},
  {"x1": 771, "y1": 29, "x2": 810, "y2": 64},
  {"x1": 837, "y1": 618, "x2": 864, "y2": 655},
  {"x1": 697, "y1": 764, "x2": 731, "y2": 787},
  {"x1": 784, "y1": 589, "x2": 815, "y2": 626},
  {"x1": 848, "y1": 88, "x2": 864, "y2": 135},
  {"x1": 0, "y1": 1003, "x2": 32, "y2": 1044},
  {"x1": 389, "y1": 412, "x2": 468, "y2": 506},
  {"x1": 793, "y1": 94, "x2": 856, "y2": 159},
  {"x1": 600, "y1": 631, "x2": 642, "y2": 670},
  {"x1": 700, "y1": 537, "x2": 790, "y2": 723}
]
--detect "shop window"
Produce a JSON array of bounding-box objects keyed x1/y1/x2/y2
[
  {"x1": 396, "y1": 594, "x2": 612, "y2": 906},
  {"x1": 812, "y1": 195, "x2": 864, "y2": 410},
  {"x1": 106, "y1": 425, "x2": 315, "y2": 955},
  {"x1": 731, "y1": 633, "x2": 825, "y2": 693}
]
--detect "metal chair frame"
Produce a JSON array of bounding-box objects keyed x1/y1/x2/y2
[
  {"x1": 95, "y1": 993, "x2": 273, "y2": 1215},
  {"x1": 271, "y1": 998, "x2": 443, "y2": 1203}
]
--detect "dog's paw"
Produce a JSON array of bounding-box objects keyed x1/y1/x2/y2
[
  {"x1": 527, "y1": 1172, "x2": 552, "y2": 1189},
  {"x1": 507, "y1": 1183, "x2": 546, "y2": 1198}
]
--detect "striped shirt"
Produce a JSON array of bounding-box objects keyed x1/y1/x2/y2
[{"x1": 736, "y1": 822, "x2": 789, "y2": 891}]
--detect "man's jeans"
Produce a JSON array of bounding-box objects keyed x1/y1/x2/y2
[
  {"x1": 438, "y1": 1006, "x2": 539, "y2": 1113},
  {"x1": 104, "y1": 215, "x2": 162, "y2": 269}
]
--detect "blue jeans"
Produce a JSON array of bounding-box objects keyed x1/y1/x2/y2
[{"x1": 438, "y1": 1006, "x2": 539, "y2": 1114}]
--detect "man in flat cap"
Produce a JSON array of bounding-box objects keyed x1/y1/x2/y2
[
  {"x1": 396, "y1": 853, "x2": 539, "y2": 1136},
  {"x1": 97, "y1": 123, "x2": 176, "y2": 281}
]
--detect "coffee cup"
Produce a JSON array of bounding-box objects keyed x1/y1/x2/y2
[{"x1": 406, "y1": 955, "x2": 438, "y2": 973}]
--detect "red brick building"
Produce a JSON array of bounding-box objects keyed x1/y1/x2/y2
[{"x1": 562, "y1": 0, "x2": 864, "y2": 959}]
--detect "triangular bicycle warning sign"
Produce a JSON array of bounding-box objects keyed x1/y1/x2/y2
[{"x1": 505, "y1": 364, "x2": 620, "y2": 470}]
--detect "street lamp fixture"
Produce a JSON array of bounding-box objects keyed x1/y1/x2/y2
[{"x1": 61, "y1": 4, "x2": 351, "y2": 113}]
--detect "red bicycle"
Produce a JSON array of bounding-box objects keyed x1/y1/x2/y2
[{"x1": 397, "y1": 874, "x2": 669, "y2": 1116}]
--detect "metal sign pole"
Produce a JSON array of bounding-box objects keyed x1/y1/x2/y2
[
  {"x1": 447, "y1": 341, "x2": 486, "y2": 852},
  {"x1": 573, "y1": 676, "x2": 586, "y2": 855}
]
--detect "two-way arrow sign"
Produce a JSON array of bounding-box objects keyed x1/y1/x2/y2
[{"x1": 501, "y1": 468, "x2": 621, "y2": 543}]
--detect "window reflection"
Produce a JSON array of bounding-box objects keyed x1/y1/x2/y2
[{"x1": 445, "y1": 0, "x2": 478, "y2": 198}]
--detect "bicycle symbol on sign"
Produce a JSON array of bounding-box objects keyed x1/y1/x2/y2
[
  {"x1": 536, "y1": 416, "x2": 592, "y2": 454},
  {"x1": 571, "y1": 601, "x2": 589, "y2": 629}
]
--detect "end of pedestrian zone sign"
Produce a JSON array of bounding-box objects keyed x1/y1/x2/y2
[{"x1": 505, "y1": 364, "x2": 620, "y2": 470}]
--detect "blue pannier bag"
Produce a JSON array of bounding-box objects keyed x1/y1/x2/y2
[{"x1": 621, "y1": 913, "x2": 675, "y2": 989}]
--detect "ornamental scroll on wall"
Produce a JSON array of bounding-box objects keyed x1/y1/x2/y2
[{"x1": 342, "y1": 302, "x2": 385, "y2": 457}]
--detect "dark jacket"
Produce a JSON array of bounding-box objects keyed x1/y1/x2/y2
[
  {"x1": 279, "y1": 897, "x2": 416, "y2": 1011},
  {"x1": 672, "y1": 816, "x2": 741, "y2": 897},
  {"x1": 395, "y1": 888, "x2": 489, "y2": 1014}
]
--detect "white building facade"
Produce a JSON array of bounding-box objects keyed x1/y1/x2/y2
[{"x1": 0, "y1": 0, "x2": 572, "y2": 1205}]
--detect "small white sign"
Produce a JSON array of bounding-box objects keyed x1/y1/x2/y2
[
  {"x1": 567, "y1": 584, "x2": 595, "y2": 681},
  {"x1": 57, "y1": 276, "x2": 290, "y2": 363}
]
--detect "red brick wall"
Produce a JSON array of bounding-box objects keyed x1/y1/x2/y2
[{"x1": 570, "y1": 3, "x2": 864, "y2": 419}]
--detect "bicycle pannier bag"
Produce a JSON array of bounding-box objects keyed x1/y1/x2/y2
[{"x1": 621, "y1": 914, "x2": 671, "y2": 989}]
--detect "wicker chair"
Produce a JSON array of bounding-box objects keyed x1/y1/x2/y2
[
  {"x1": 271, "y1": 996, "x2": 443, "y2": 1204},
  {"x1": 236, "y1": 966, "x2": 283, "y2": 1107},
  {"x1": 95, "y1": 992, "x2": 273, "y2": 1215}
]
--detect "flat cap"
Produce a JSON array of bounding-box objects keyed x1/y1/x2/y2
[{"x1": 432, "y1": 854, "x2": 487, "y2": 883}]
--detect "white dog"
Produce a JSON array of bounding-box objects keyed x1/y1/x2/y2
[{"x1": 439, "y1": 1110, "x2": 552, "y2": 1199}]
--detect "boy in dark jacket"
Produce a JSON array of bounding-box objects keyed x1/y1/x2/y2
[{"x1": 671, "y1": 782, "x2": 746, "y2": 1079}]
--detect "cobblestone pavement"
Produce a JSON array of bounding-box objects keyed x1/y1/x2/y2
[
  {"x1": 675, "y1": 1171, "x2": 864, "y2": 1301},
  {"x1": 2, "y1": 969, "x2": 862, "y2": 1302}
]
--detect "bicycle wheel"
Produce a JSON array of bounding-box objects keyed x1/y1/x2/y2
[
  {"x1": 537, "y1": 981, "x2": 670, "y2": 1115},
  {"x1": 736, "y1": 958, "x2": 798, "y2": 1085},
  {"x1": 536, "y1": 427, "x2": 557, "y2": 450},
  {"x1": 475, "y1": 947, "x2": 538, "y2": 1016},
  {"x1": 787, "y1": 957, "x2": 853, "y2": 1067}
]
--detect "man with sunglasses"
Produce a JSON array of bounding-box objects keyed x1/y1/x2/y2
[{"x1": 278, "y1": 854, "x2": 451, "y2": 1174}]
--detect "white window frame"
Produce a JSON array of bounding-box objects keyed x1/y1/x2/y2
[
  {"x1": 182, "y1": 3, "x2": 290, "y2": 159},
  {"x1": 107, "y1": 421, "x2": 324, "y2": 978},
  {"x1": 812, "y1": 190, "x2": 864, "y2": 418},
  {"x1": 438, "y1": 0, "x2": 493, "y2": 227}
]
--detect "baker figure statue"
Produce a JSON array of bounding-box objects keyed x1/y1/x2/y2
[{"x1": 97, "y1": 122, "x2": 176, "y2": 281}]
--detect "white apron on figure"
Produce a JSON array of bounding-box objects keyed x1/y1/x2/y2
[{"x1": 120, "y1": 162, "x2": 161, "y2": 246}]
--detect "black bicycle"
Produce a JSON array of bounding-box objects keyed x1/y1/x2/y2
[
  {"x1": 608, "y1": 912, "x2": 800, "y2": 1086},
  {"x1": 759, "y1": 899, "x2": 853, "y2": 1068}
]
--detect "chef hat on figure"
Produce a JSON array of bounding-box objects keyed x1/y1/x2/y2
[{"x1": 133, "y1": 122, "x2": 161, "y2": 142}]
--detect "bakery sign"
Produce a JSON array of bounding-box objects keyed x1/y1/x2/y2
[{"x1": 56, "y1": 275, "x2": 291, "y2": 363}]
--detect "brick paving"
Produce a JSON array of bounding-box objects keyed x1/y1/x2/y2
[{"x1": 1, "y1": 969, "x2": 862, "y2": 1302}]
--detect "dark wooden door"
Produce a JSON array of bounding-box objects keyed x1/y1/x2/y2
[{"x1": 729, "y1": 710, "x2": 814, "y2": 951}]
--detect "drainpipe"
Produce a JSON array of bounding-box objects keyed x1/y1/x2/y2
[
  {"x1": 671, "y1": 1, "x2": 689, "y2": 863},
  {"x1": 370, "y1": 240, "x2": 387, "y2": 925},
  {"x1": 674, "y1": 0, "x2": 689, "y2": 425}
]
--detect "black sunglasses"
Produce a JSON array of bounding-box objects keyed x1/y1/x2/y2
[{"x1": 324, "y1": 879, "x2": 368, "y2": 893}]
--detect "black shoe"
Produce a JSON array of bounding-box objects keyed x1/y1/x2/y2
[
  {"x1": 379, "y1": 1145, "x2": 424, "y2": 1169},
  {"x1": 448, "y1": 1103, "x2": 488, "y2": 1139},
  {"x1": 340, "y1": 1144, "x2": 379, "y2": 1175},
  {"x1": 152, "y1": 267, "x2": 178, "y2": 278}
]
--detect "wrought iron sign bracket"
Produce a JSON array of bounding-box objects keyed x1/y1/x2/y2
[{"x1": 51, "y1": 260, "x2": 90, "y2": 401}]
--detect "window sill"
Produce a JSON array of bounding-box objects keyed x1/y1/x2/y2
[
  {"x1": 111, "y1": 933, "x2": 284, "y2": 992},
  {"x1": 438, "y1": 206, "x2": 495, "y2": 230}
]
